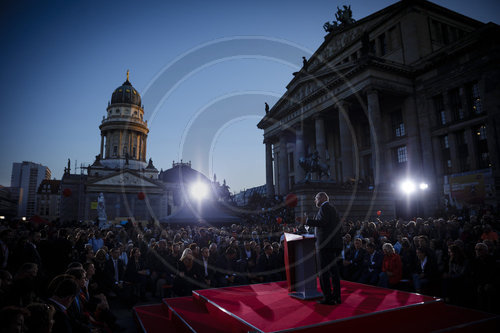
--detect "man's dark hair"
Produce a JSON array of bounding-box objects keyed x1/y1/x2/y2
[
  {"x1": 66, "y1": 267, "x2": 86, "y2": 280},
  {"x1": 51, "y1": 276, "x2": 79, "y2": 298}
]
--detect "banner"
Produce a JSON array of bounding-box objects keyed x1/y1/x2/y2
[{"x1": 449, "y1": 170, "x2": 489, "y2": 204}]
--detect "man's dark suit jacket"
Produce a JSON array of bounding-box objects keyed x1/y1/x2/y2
[
  {"x1": 306, "y1": 202, "x2": 343, "y2": 250},
  {"x1": 47, "y1": 299, "x2": 73, "y2": 333},
  {"x1": 104, "y1": 258, "x2": 125, "y2": 287}
]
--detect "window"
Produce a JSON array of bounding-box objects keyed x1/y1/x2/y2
[
  {"x1": 475, "y1": 124, "x2": 490, "y2": 168},
  {"x1": 468, "y1": 82, "x2": 483, "y2": 115},
  {"x1": 288, "y1": 152, "x2": 294, "y2": 172},
  {"x1": 455, "y1": 131, "x2": 469, "y2": 172},
  {"x1": 113, "y1": 146, "x2": 118, "y2": 157},
  {"x1": 449, "y1": 88, "x2": 464, "y2": 121},
  {"x1": 378, "y1": 33, "x2": 386, "y2": 56},
  {"x1": 441, "y1": 135, "x2": 452, "y2": 174},
  {"x1": 433, "y1": 95, "x2": 446, "y2": 126},
  {"x1": 391, "y1": 110, "x2": 405, "y2": 138},
  {"x1": 115, "y1": 109, "x2": 120, "y2": 114},
  {"x1": 133, "y1": 147, "x2": 136, "y2": 158},
  {"x1": 396, "y1": 146, "x2": 408, "y2": 164},
  {"x1": 369, "y1": 40, "x2": 376, "y2": 54},
  {"x1": 393, "y1": 146, "x2": 408, "y2": 172},
  {"x1": 388, "y1": 26, "x2": 400, "y2": 50}
]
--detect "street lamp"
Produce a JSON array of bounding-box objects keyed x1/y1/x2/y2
[{"x1": 190, "y1": 182, "x2": 209, "y2": 201}]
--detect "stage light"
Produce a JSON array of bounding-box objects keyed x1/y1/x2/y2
[
  {"x1": 400, "y1": 180, "x2": 416, "y2": 195},
  {"x1": 190, "y1": 182, "x2": 209, "y2": 201},
  {"x1": 419, "y1": 183, "x2": 429, "y2": 190}
]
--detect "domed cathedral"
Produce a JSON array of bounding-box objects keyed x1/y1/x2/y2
[
  {"x1": 61, "y1": 71, "x2": 168, "y2": 223},
  {"x1": 89, "y1": 70, "x2": 157, "y2": 178}
]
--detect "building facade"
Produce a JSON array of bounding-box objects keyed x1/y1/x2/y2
[
  {"x1": 59, "y1": 72, "x2": 228, "y2": 224},
  {"x1": 36, "y1": 179, "x2": 61, "y2": 222},
  {"x1": 258, "y1": 0, "x2": 500, "y2": 217},
  {"x1": 10, "y1": 161, "x2": 51, "y2": 218}
]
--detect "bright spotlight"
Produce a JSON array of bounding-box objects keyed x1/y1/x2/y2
[
  {"x1": 400, "y1": 180, "x2": 416, "y2": 194},
  {"x1": 419, "y1": 183, "x2": 429, "y2": 190},
  {"x1": 190, "y1": 182, "x2": 209, "y2": 200}
]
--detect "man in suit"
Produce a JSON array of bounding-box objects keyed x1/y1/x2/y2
[
  {"x1": 47, "y1": 276, "x2": 80, "y2": 333},
  {"x1": 299, "y1": 192, "x2": 343, "y2": 305},
  {"x1": 104, "y1": 247, "x2": 125, "y2": 296}
]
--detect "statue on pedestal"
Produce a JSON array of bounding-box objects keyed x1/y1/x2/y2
[
  {"x1": 299, "y1": 151, "x2": 331, "y2": 181},
  {"x1": 97, "y1": 193, "x2": 109, "y2": 229}
]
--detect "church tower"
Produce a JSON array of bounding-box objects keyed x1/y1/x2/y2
[{"x1": 98, "y1": 71, "x2": 149, "y2": 165}]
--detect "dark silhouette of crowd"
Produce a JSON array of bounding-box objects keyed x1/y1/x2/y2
[{"x1": 1, "y1": 206, "x2": 499, "y2": 333}]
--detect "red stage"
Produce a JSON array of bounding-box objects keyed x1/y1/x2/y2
[{"x1": 134, "y1": 280, "x2": 499, "y2": 332}]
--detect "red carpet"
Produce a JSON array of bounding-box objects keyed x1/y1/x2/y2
[
  {"x1": 194, "y1": 280, "x2": 438, "y2": 332},
  {"x1": 134, "y1": 280, "x2": 500, "y2": 333}
]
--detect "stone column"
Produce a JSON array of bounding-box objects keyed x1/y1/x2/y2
[
  {"x1": 143, "y1": 134, "x2": 147, "y2": 162},
  {"x1": 100, "y1": 134, "x2": 105, "y2": 159},
  {"x1": 465, "y1": 128, "x2": 478, "y2": 170},
  {"x1": 278, "y1": 134, "x2": 289, "y2": 195},
  {"x1": 314, "y1": 115, "x2": 327, "y2": 175},
  {"x1": 265, "y1": 140, "x2": 275, "y2": 197},
  {"x1": 294, "y1": 124, "x2": 305, "y2": 183},
  {"x1": 448, "y1": 133, "x2": 460, "y2": 174},
  {"x1": 404, "y1": 96, "x2": 422, "y2": 174},
  {"x1": 118, "y1": 131, "x2": 123, "y2": 158},
  {"x1": 367, "y1": 90, "x2": 385, "y2": 186},
  {"x1": 338, "y1": 102, "x2": 354, "y2": 182}
]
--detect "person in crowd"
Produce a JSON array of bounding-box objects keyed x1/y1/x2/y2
[
  {"x1": 471, "y1": 242, "x2": 499, "y2": 312},
  {"x1": 173, "y1": 249, "x2": 202, "y2": 296},
  {"x1": 0, "y1": 269, "x2": 14, "y2": 308},
  {"x1": 358, "y1": 242, "x2": 383, "y2": 285},
  {"x1": 47, "y1": 275, "x2": 80, "y2": 333},
  {"x1": 256, "y1": 244, "x2": 278, "y2": 283},
  {"x1": 7, "y1": 262, "x2": 39, "y2": 307},
  {"x1": 342, "y1": 237, "x2": 367, "y2": 281},
  {"x1": 215, "y1": 247, "x2": 239, "y2": 287},
  {"x1": 197, "y1": 247, "x2": 215, "y2": 288},
  {"x1": 25, "y1": 303, "x2": 56, "y2": 333},
  {"x1": 124, "y1": 247, "x2": 149, "y2": 301},
  {"x1": 378, "y1": 243, "x2": 402, "y2": 288},
  {"x1": 412, "y1": 247, "x2": 438, "y2": 294},
  {"x1": 399, "y1": 237, "x2": 416, "y2": 279},
  {"x1": 442, "y1": 244, "x2": 470, "y2": 306},
  {"x1": 104, "y1": 247, "x2": 125, "y2": 297},
  {"x1": 0, "y1": 306, "x2": 30, "y2": 333},
  {"x1": 299, "y1": 192, "x2": 342, "y2": 305}
]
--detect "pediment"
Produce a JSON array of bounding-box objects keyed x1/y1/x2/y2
[{"x1": 89, "y1": 171, "x2": 160, "y2": 187}]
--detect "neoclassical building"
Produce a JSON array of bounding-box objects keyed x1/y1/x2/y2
[
  {"x1": 258, "y1": 0, "x2": 500, "y2": 218},
  {"x1": 60, "y1": 72, "x2": 166, "y2": 223},
  {"x1": 60, "y1": 72, "x2": 234, "y2": 224}
]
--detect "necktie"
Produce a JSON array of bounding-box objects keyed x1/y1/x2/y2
[{"x1": 114, "y1": 260, "x2": 119, "y2": 282}]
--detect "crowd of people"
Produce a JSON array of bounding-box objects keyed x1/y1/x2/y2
[{"x1": 0, "y1": 205, "x2": 499, "y2": 333}]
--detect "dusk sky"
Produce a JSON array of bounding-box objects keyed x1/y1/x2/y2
[{"x1": 1, "y1": 0, "x2": 499, "y2": 193}]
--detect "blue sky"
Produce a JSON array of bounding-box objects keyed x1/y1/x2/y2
[{"x1": 1, "y1": 0, "x2": 499, "y2": 193}]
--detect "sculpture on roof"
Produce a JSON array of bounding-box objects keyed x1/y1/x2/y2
[
  {"x1": 265, "y1": 102, "x2": 269, "y2": 113},
  {"x1": 323, "y1": 5, "x2": 356, "y2": 33}
]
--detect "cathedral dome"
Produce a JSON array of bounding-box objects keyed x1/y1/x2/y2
[
  {"x1": 110, "y1": 71, "x2": 142, "y2": 107},
  {"x1": 159, "y1": 162, "x2": 210, "y2": 184}
]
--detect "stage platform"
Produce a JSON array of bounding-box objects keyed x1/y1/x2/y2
[{"x1": 134, "y1": 280, "x2": 499, "y2": 332}]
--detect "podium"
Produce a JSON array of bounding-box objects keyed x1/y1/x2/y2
[{"x1": 283, "y1": 233, "x2": 323, "y2": 299}]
